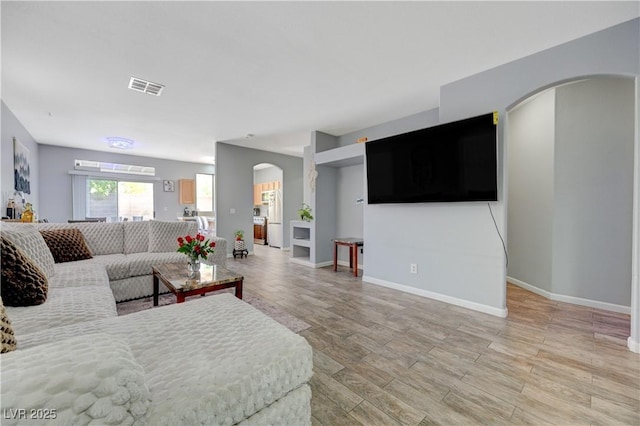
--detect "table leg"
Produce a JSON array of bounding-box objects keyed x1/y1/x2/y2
[
  {"x1": 349, "y1": 246, "x2": 353, "y2": 269},
  {"x1": 236, "y1": 279, "x2": 243, "y2": 299},
  {"x1": 177, "y1": 294, "x2": 186, "y2": 303},
  {"x1": 333, "y1": 242, "x2": 338, "y2": 271},
  {"x1": 153, "y1": 274, "x2": 159, "y2": 306},
  {"x1": 353, "y1": 244, "x2": 358, "y2": 277}
]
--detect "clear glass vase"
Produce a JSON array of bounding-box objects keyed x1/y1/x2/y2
[{"x1": 187, "y1": 257, "x2": 201, "y2": 278}]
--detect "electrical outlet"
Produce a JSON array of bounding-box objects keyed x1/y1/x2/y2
[{"x1": 410, "y1": 263, "x2": 418, "y2": 274}]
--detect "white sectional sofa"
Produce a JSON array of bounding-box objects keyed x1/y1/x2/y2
[{"x1": 1, "y1": 221, "x2": 313, "y2": 425}]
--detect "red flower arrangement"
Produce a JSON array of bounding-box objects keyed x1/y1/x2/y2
[{"x1": 177, "y1": 233, "x2": 216, "y2": 261}]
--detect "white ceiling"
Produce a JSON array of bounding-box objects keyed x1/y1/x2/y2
[{"x1": 2, "y1": 1, "x2": 638, "y2": 164}]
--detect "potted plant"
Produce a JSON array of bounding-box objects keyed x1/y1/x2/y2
[
  {"x1": 298, "y1": 203, "x2": 313, "y2": 222},
  {"x1": 234, "y1": 230, "x2": 245, "y2": 251}
]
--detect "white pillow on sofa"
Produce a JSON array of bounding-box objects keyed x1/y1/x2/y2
[{"x1": 147, "y1": 220, "x2": 195, "y2": 253}]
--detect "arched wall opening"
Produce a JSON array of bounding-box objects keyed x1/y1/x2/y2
[{"x1": 505, "y1": 75, "x2": 636, "y2": 346}]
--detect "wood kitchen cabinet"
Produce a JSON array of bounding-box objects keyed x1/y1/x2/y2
[
  {"x1": 179, "y1": 179, "x2": 196, "y2": 204},
  {"x1": 254, "y1": 222, "x2": 267, "y2": 245},
  {"x1": 253, "y1": 184, "x2": 262, "y2": 206},
  {"x1": 253, "y1": 181, "x2": 282, "y2": 206}
]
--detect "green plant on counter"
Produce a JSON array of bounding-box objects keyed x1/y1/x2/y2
[{"x1": 298, "y1": 203, "x2": 313, "y2": 222}]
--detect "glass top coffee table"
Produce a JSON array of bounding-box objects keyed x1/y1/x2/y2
[{"x1": 152, "y1": 262, "x2": 243, "y2": 306}]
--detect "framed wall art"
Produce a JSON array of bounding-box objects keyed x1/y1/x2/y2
[
  {"x1": 163, "y1": 180, "x2": 175, "y2": 192},
  {"x1": 13, "y1": 137, "x2": 31, "y2": 194}
]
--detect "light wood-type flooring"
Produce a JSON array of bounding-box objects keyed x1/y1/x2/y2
[{"x1": 229, "y1": 245, "x2": 639, "y2": 425}]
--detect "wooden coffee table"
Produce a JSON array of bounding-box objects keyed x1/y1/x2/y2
[{"x1": 152, "y1": 262, "x2": 243, "y2": 306}]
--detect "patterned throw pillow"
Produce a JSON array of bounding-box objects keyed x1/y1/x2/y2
[
  {"x1": 39, "y1": 228, "x2": 93, "y2": 263},
  {"x1": 148, "y1": 220, "x2": 195, "y2": 253},
  {"x1": 1, "y1": 298, "x2": 17, "y2": 353},
  {"x1": 1, "y1": 236, "x2": 48, "y2": 306},
  {"x1": 0, "y1": 223, "x2": 55, "y2": 278}
]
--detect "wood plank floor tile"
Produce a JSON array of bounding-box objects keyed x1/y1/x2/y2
[
  {"x1": 334, "y1": 369, "x2": 427, "y2": 426},
  {"x1": 234, "y1": 247, "x2": 639, "y2": 425},
  {"x1": 311, "y1": 372, "x2": 364, "y2": 413},
  {"x1": 349, "y1": 400, "x2": 402, "y2": 426}
]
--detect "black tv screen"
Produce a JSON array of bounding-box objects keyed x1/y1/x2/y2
[{"x1": 366, "y1": 112, "x2": 497, "y2": 204}]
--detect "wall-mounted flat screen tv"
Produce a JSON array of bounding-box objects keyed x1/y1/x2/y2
[{"x1": 366, "y1": 112, "x2": 497, "y2": 204}]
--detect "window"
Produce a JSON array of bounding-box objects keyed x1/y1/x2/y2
[
  {"x1": 196, "y1": 173, "x2": 214, "y2": 213},
  {"x1": 86, "y1": 179, "x2": 154, "y2": 221}
]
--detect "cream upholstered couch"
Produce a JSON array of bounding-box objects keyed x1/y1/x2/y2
[
  {"x1": 33, "y1": 220, "x2": 227, "y2": 302},
  {"x1": 1, "y1": 222, "x2": 313, "y2": 425}
]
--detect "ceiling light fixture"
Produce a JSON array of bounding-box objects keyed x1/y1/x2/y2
[
  {"x1": 128, "y1": 77, "x2": 165, "y2": 96},
  {"x1": 106, "y1": 137, "x2": 134, "y2": 149}
]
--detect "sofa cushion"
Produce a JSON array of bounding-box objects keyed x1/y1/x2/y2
[
  {"x1": 1, "y1": 236, "x2": 48, "y2": 307},
  {"x1": 127, "y1": 252, "x2": 191, "y2": 277},
  {"x1": 34, "y1": 223, "x2": 124, "y2": 255},
  {"x1": 6, "y1": 286, "x2": 117, "y2": 337},
  {"x1": 123, "y1": 221, "x2": 149, "y2": 254},
  {"x1": 15, "y1": 294, "x2": 314, "y2": 425},
  {"x1": 0, "y1": 223, "x2": 55, "y2": 278},
  {"x1": 0, "y1": 333, "x2": 151, "y2": 425},
  {"x1": 49, "y1": 261, "x2": 111, "y2": 289},
  {"x1": 148, "y1": 220, "x2": 195, "y2": 253},
  {"x1": 39, "y1": 228, "x2": 93, "y2": 263},
  {"x1": 1, "y1": 300, "x2": 17, "y2": 353}
]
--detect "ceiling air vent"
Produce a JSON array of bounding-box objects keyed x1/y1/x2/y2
[{"x1": 128, "y1": 77, "x2": 164, "y2": 96}]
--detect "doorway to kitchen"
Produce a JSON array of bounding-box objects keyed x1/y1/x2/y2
[{"x1": 253, "y1": 163, "x2": 283, "y2": 253}]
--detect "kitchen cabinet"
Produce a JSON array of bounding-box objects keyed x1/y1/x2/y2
[
  {"x1": 179, "y1": 179, "x2": 195, "y2": 204},
  {"x1": 253, "y1": 184, "x2": 262, "y2": 206},
  {"x1": 253, "y1": 181, "x2": 282, "y2": 206},
  {"x1": 253, "y1": 217, "x2": 267, "y2": 245}
]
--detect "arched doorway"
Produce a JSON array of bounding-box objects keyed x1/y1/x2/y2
[
  {"x1": 506, "y1": 76, "x2": 635, "y2": 342},
  {"x1": 253, "y1": 163, "x2": 284, "y2": 252}
]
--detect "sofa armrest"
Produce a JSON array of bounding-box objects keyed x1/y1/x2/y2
[
  {"x1": 203, "y1": 236, "x2": 227, "y2": 267},
  {"x1": 1, "y1": 333, "x2": 150, "y2": 425}
]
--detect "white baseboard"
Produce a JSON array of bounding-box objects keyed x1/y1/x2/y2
[
  {"x1": 507, "y1": 276, "x2": 631, "y2": 315},
  {"x1": 628, "y1": 337, "x2": 640, "y2": 353},
  {"x1": 289, "y1": 258, "x2": 333, "y2": 268},
  {"x1": 362, "y1": 275, "x2": 508, "y2": 318}
]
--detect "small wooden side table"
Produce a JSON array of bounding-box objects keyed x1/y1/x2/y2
[{"x1": 333, "y1": 237, "x2": 364, "y2": 277}]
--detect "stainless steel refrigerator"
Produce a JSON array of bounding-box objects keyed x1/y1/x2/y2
[{"x1": 267, "y1": 189, "x2": 282, "y2": 248}]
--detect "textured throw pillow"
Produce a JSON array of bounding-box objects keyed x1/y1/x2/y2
[
  {"x1": 0, "y1": 222, "x2": 55, "y2": 278},
  {"x1": 39, "y1": 228, "x2": 93, "y2": 263},
  {"x1": 1, "y1": 236, "x2": 48, "y2": 306},
  {"x1": 1, "y1": 298, "x2": 17, "y2": 353},
  {"x1": 148, "y1": 220, "x2": 195, "y2": 253}
]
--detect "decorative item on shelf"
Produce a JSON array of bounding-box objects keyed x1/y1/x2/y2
[
  {"x1": 176, "y1": 233, "x2": 216, "y2": 278},
  {"x1": 298, "y1": 203, "x2": 313, "y2": 222},
  {"x1": 20, "y1": 202, "x2": 34, "y2": 223},
  {"x1": 233, "y1": 230, "x2": 248, "y2": 258}
]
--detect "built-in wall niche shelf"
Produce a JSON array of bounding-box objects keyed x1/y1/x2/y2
[
  {"x1": 290, "y1": 220, "x2": 315, "y2": 267},
  {"x1": 314, "y1": 143, "x2": 364, "y2": 168}
]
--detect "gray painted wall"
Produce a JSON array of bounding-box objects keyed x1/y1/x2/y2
[
  {"x1": 507, "y1": 89, "x2": 556, "y2": 293},
  {"x1": 312, "y1": 132, "x2": 338, "y2": 264},
  {"x1": 553, "y1": 77, "x2": 634, "y2": 305},
  {"x1": 37, "y1": 144, "x2": 214, "y2": 223},
  {"x1": 254, "y1": 166, "x2": 283, "y2": 184},
  {"x1": 359, "y1": 18, "x2": 639, "y2": 313},
  {"x1": 215, "y1": 142, "x2": 303, "y2": 255},
  {"x1": 336, "y1": 164, "x2": 365, "y2": 266},
  {"x1": 2, "y1": 102, "x2": 40, "y2": 215}
]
